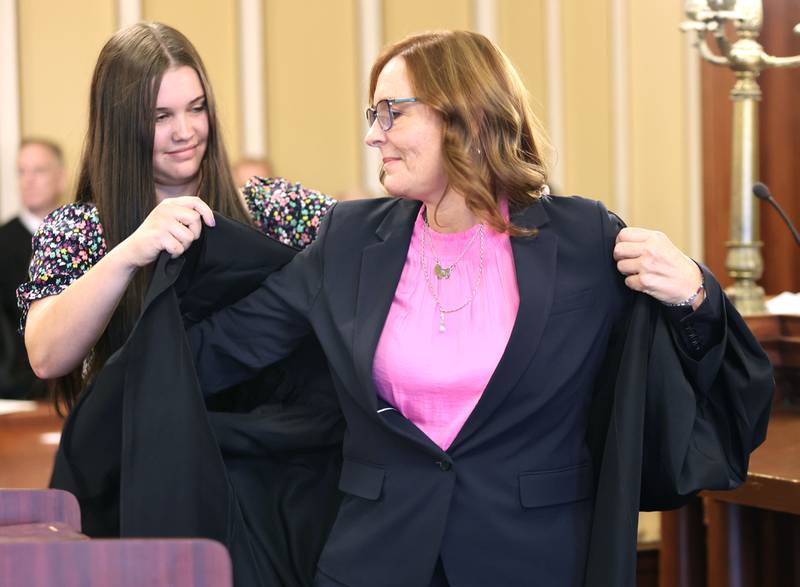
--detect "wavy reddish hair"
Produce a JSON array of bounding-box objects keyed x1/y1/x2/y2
[{"x1": 369, "y1": 30, "x2": 551, "y2": 235}]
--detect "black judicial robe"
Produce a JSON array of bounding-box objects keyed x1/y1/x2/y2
[
  {"x1": 50, "y1": 215, "x2": 345, "y2": 587},
  {"x1": 584, "y1": 288, "x2": 773, "y2": 586},
  {"x1": 51, "y1": 210, "x2": 773, "y2": 587},
  {"x1": 0, "y1": 217, "x2": 45, "y2": 398}
]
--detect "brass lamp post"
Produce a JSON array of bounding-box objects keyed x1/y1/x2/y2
[{"x1": 682, "y1": 0, "x2": 800, "y2": 315}]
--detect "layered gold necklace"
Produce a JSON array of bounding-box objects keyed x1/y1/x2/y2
[{"x1": 420, "y1": 215, "x2": 485, "y2": 333}]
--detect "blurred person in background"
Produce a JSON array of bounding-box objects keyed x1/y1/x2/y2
[
  {"x1": 0, "y1": 138, "x2": 65, "y2": 398},
  {"x1": 233, "y1": 156, "x2": 273, "y2": 189}
]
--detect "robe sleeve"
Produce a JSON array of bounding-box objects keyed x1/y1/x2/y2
[
  {"x1": 593, "y1": 203, "x2": 774, "y2": 511},
  {"x1": 639, "y1": 291, "x2": 774, "y2": 510},
  {"x1": 187, "y1": 203, "x2": 336, "y2": 395}
]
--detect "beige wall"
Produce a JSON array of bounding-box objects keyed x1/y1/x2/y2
[
  {"x1": 629, "y1": 0, "x2": 691, "y2": 247},
  {"x1": 13, "y1": 0, "x2": 696, "y2": 255},
  {"x1": 18, "y1": 0, "x2": 115, "y2": 200},
  {"x1": 498, "y1": 0, "x2": 548, "y2": 123},
  {"x1": 562, "y1": 0, "x2": 614, "y2": 208},
  {"x1": 383, "y1": 0, "x2": 471, "y2": 44},
  {"x1": 264, "y1": 0, "x2": 361, "y2": 195}
]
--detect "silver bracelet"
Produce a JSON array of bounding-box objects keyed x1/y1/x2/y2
[{"x1": 664, "y1": 280, "x2": 705, "y2": 308}]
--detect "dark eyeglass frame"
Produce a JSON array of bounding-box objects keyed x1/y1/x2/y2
[{"x1": 365, "y1": 98, "x2": 418, "y2": 131}]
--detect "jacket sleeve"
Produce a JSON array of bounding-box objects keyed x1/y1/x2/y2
[
  {"x1": 639, "y1": 292, "x2": 774, "y2": 510},
  {"x1": 660, "y1": 265, "x2": 723, "y2": 360},
  {"x1": 187, "y1": 203, "x2": 336, "y2": 396},
  {"x1": 604, "y1": 204, "x2": 725, "y2": 363}
]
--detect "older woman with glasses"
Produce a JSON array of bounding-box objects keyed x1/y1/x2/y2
[{"x1": 189, "y1": 31, "x2": 772, "y2": 587}]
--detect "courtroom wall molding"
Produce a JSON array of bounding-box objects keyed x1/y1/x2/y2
[
  {"x1": 544, "y1": 0, "x2": 565, "y2": 191},
  {"x1": 116, "y1": 0, "x2": 141, "y2": 29},
  {"x1": 0, "y1": 0, "x2": 21, "y2": 222},
  {"x1": 358, "y1": 0, "x2": 383, "y2": 195},
  {"x1": 239, "y1": 0, "x2": 267, "y2": 158},
  {"x1": 610, "y1": 0, "x2": 630, "y2": 221},
  {"x1": 472, "y1": 0, "x2": 497, "y2": 42}
]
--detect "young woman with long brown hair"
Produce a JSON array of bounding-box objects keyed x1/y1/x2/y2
[
  {"x1": 16, "y1": 22, "x2": 341, "y2": 587},
  {"x1": 18, "y1": 22, "x2": 333, "y2": 412}
]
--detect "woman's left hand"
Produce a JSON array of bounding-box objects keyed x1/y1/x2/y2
[{"x1": 614, "y1": 227, "x2": 705, "y2": 310}]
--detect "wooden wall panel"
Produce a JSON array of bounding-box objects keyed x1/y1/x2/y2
[
  {"x1": 702, "y1": 3, "x2": 800, "y2": 295},
  {"x1": 659, "y1": 499, "x2": 707, "y2": 587},
  {"x1": 701, "y1": 57, "x2": 734, "y2": 289},
  {"x1": 757, "y1": 1, "x2": 800, "y2": 295}
]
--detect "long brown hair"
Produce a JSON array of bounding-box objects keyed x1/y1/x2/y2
[
  {"x1": 57, "y1": 22, "x2": 250, "y2": 412},
  {"x1": 369, "y1": 30, "x2": 550, "y2": 236}
]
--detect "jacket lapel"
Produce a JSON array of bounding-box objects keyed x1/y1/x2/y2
[
  {"x1": 352, "y1": 199, "x2": 421, "y2": 413},
  {"x1": 450, "y1": 199, "x2": 557, "y2": 451}
]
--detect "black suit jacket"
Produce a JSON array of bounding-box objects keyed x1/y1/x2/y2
[{"x1": 190, "y1": 196, "x2": 773, "y2": 587}]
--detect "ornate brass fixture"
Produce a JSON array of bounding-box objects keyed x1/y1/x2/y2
[{"x1": 682, "y1": 0, "x2": 800, "y2": 314}]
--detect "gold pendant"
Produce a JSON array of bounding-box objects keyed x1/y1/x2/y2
[{"x1": 434, "y1": 264, "x2": 451, "y2": 279}]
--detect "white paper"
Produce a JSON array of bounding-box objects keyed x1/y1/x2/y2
[
  {"x1": 0, "y1": 399, "x2": 38, "y2": 416},
  {"x1": 766, "y1": 291, "x2": 800, "y2": 315}
]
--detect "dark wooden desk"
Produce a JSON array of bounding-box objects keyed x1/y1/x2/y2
[
  {"x1": 746, "y1": 313, "x2": 800, "y2": 408},
  {"x1": 704, "y1": 412, "x2": 800, "y2": 516},
  {"x1": 702, "y1": 411, "x2": 800, "y2": 587},
  {"x1": 0, "y1": 402, "x2": 63, "y2": 488}
]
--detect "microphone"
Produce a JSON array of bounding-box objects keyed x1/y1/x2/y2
[{"x1": 753, "y1": 182, "x2": 800, "y2": 247}]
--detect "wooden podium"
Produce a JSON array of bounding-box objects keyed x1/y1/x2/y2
[{"x1": 659, "y1": 314, "x2": 800, "y2": 587}]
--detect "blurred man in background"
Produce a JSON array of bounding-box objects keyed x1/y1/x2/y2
[{"x1": 0, "y1": 138, "x2": 65, "y2": 398}]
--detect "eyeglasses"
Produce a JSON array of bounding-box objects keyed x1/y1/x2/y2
[{"x1": 365, "y1": 98, "x2": 418, "y2": 131}]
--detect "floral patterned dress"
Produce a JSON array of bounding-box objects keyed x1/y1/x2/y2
[{"x1": 16, "y1": 177, "x2": 334, "y2": 329}]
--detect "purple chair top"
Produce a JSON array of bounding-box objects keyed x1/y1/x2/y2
[{"x1": 0, "y1": 489, "x2": 81, "y2": 531}]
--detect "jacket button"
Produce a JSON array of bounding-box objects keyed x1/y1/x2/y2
[{"x1": 437, "y1": 460, "x2": 452, "y2": 472}]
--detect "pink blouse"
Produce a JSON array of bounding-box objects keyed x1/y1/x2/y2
[{"x1": 372, "y1": 206, "x2": 520, "y2": 450}]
